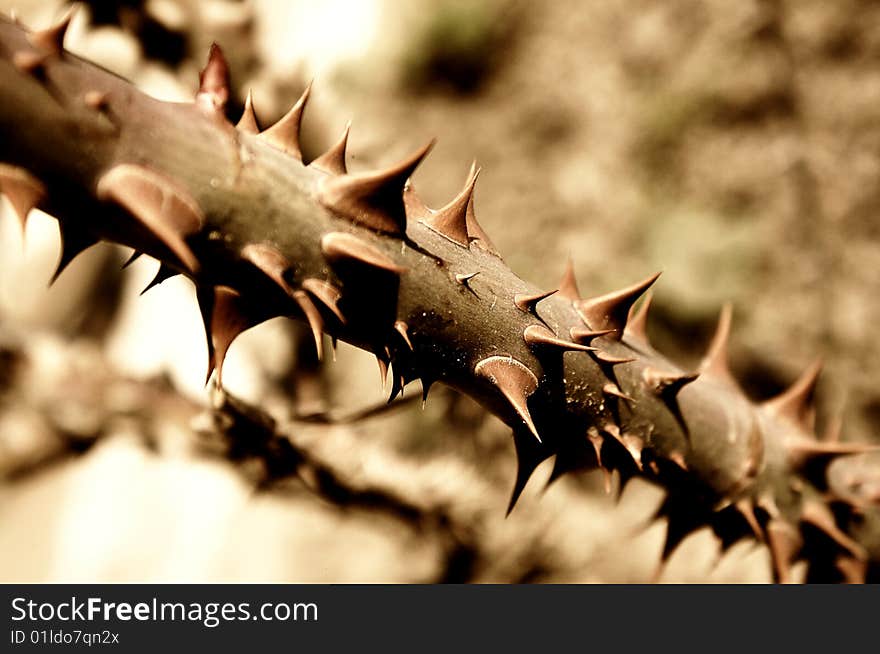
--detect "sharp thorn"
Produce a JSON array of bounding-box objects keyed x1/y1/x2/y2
[
  {"x1": 475, "y1": 356, "x2": 541, "y2": 442},
  {"x1": 575, "y1": 272, "x2": 661, "y2": 339}
]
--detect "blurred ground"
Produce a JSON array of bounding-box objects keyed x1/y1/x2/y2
[{"x1": 1, "y1": 0, "x2": 878, "y2": 582}]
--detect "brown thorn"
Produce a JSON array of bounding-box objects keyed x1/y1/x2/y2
[
  {"x1": 801, "y1": 500, "x2": 867, "y2": 561},
  {"x1": 668, "y1": 450, "x2": 688, "y2": 471},
  {"x1": 700, "y1": 302, "x2": 736, "y2": 384},
  {"x1": 236, "y1": 90, "x2": 260, "y2": 134},
  {"x1": 764, "y1": 519, "x2": 802, "y2": 584},
  {"x1": 258, "y1": 80, "x2": 312, "y2": 159},
  {"x1": 394, "y1": 320, "x2": 413, "y2": 350},
  {"x1": 302, "y1": 278, "x2": 346, "y2": 324},
  {"x1": 196, "y1": 43, "x2": 230, "y2": 116},
  {"x1": 524, "y1": 324, "x2": 597, "y2": 352},
  {"x1": 13, "y1": 50, "x2": 48, "y2": 75},
  {"x1": 96, "y1": 164, "x2": 203, "y2": 273},
  {"x1": 198, "y1": 285, "x2": 259, "y2": 386},
  {"x1": 734, "y1": 498, "x2": 763, "y2": 541},
  {"x1": 0, "y1": 164, "x2": 46, "y2": 235},
  {"x1": 464, "y1": 161, "x2": 499, "y2": 255},
  {"x1": 84, "y1": 90, "x2": 109, "y2": 111},
  {"x1": 643, "y1": 367, "x2": 699, "y2": 398},
  {"x1": 310, "y1": 121, "x2": 351, "y2": 175},
  {"x1": 623, "y1": 291, "x2": 652, "y2": 344},
  {"x1": 140, "y1": 263, "x2": 178, "y2": 295},
  {"x1": 474, "y1": 356, "x2": 541, "y2": 442},
  {"x1": 514, "y1": 289, "x2": 557, "y2": 315},
  {"x1": 293, "y1": 290, "x2": 324, "y2": 361},
  {"x1": 403, "y1": 180, "x2": 431, "y2": 220},
  {"x1": 557, "y1": 256, "x2": 581, "y2": 301},
  {"x1": 51, "y1": 222, "x2": 98, "y2": 284},
  {"x1": 603, "y1": 422, "x2": 643, "y2": 471},
  {"x1": 318, "y1": 140, "x2": 435, "y2": 235},
  {"x1": 376, "y1": 353, "x2": 389, "y2": 390},
  {"x1": 422, "y1": 167, "x2": 479, "y2": 246},
  {"x1": 570, "y1": 327, "x2": 615, "y2": 344},
  {"x1": 763, "y1": 359, "x2": 822, "y2": 432},
  {"x1": 593, "y1": 351, "x2": 635, "y2": 365},
  {"x1": 28, "y1": 5, "x2": 75, "y2": 54},
  {"x1": 240, "y1": 242, "x2": 293, "y2": 295},
  {"x1": 321, "y1": 232, "x2": 406, "y2": 274},
  {"x1": 455, "y1": 272, "x2": 480, "y2": 295},
  {"x1": 575, "y1": 272, "x2": 661, "y2": 339},
  {"x1": 603, "y1": 383, "x2": 634, "y2": 403}
]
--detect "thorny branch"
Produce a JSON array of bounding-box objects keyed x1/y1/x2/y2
[{"x1": 1, "y1": 10, "x2": 879, "y2": 582}]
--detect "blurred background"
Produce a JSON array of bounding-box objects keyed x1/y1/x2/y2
[{"x1": 1, "y1": 0, "x2": 879, "y2": 582}]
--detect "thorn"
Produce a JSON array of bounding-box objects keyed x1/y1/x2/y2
[
  {"x1": 293, "y1": 290, "x2": 324, "y2": 361},
  {"x1": 623, "y1": 291, "x2": 652, "y2": 344},
  {"x1": 422, "y1": 167, "x2": 479, "y2": 246},
  {"x1": 258, "y1": 81, "x2": 312, "y2": 159},
  {"x1": 763, "y1": 359, "x2": 822, "y2": 432},
  {"x1": 523, "y1": 324, "x2": 597, "y2": 352},
  {"x1": 420, "y1": 377, "x2": 434, "y2": 408},
  {"x1": 455, "y1": 272, "x2": 480, "y2": 295},
  {"x1": 122, "y1": 250, "x2": 142, "y2": 269},
  {"x1": 575, "y1": 272, "x2": 661, "y2": 339},
  {"x1": 557, "y1": 256, "x2": 581, "y2": 301},
  {"x1": 301, "y1": 278, "x2": 346, "y2": 324},
  {"x1": 569, "y1": 327, "x2": 615, "y2": 344},
  {"x1": 96, "y1": 164, "x2": 203, "y2": 273},
  {"x1": 587, "y1": 427, "x2": 612, "y2": 493},
  {"x1": 514, "y1": 289, "x2": 557, "y2": 315},
  {"x1": 603, "y1": 422, "x2": 643, "y2": 471},
  {"x1": 602, "y1": 383, "x2": 634, "y2": 403},
  {"x1": 236, "y1": 90, "x2": 260, "y2": 134},
  {"x1": 84, "y1": 90, "x2": 109, "y2": 111},
  {"x1": 310, "y1": 121, "x2": 351, "y2": 175},
  {"x1": 700, "y1": 303, "x2": 736, "y2": 384},
  {"x1": 463, "y1": 161, "x2": 499, "y2": 256},
  {"x1": 474, "y1": 356, "x2": 541, "y2": 442},
  {"x1": 0, "y1": 164, "x2": 46, "y2": 234},
  {"x1": 507, "y1": 428, "x2": 551, "y2": 515},
  {"x1": 140, "y1": 263, "x2": 178, "y2": 294},
  {"x1": 643, "y1": 367, "x2": 699, "y2": 398},
  {"x1": 51, "y1": 222, "x2": 98, "y2": 284},
  {"x1": 376, "y1": 353, "x2": 389, "y2": 390},
  {"x1": 734, "y1": 498, "x2": 763, "y2": 541},
  {"x1": 318, "y1": 140, "x2": 435, "y2": 235},
  {"x1": 13, "y1": 51, "x2": 48, "y2": 76},
  {"x1": 321, "y1": 232, "x2": 406, "y2": 274},
  {"x1": 668, "y1": 450, "x2": 688, "y2": 471},
  {"x1": 196, "y1": 43, "x2": 230, "y2": 116},
  {"x1": 198, "y1": 285, "x2": 267, "y2": 386},
  {"x1": 240, "y1": 242, "x2": 294, "y2": 295},
  {"x1": 786, "y1": 439, "x2": 878, "y2": 467},
  {"x1": 801, "y1": 499, "x2": 867, "y2": 561},
  {"x1": 593, "y1": 351, "x2": 636, "y2": 365},
  {"x1": 394, "y1": 320, "x2": 413, "y2": 350},
  {"x1": 764, "y1": 519, "x2": 802, "y2": 584},
  {"x1": 28, "y1": 5, "x2": 75, "y2": 54}
]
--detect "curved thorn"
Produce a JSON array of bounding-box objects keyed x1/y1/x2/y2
[
  {"x1": 318, "y1": 140, "x2": 435, "y2": 235},
  {"x1": 29, "y1": 5, "x2": 75, "y2": 54},
  {"x1": 310, "y1": 121, "x2": 351, "y2": 175},
  {"x1": 422, "y1": 167, "x2": 479, "y2": 246},
  {"x1": 140, "y1": 263, "x2": 178, "y2": 295},
  {"x1": 394, "y1": 320, "x2": 413, "y2": 350},
  {"x1": 557, "y1": 256, "x2": 581, "y2": 301},
  {"x1": 624, "y1": 291, "x2": 652, "y2": 344},
  {"x1": 523, "y1": 324, "x2": 597, "y2": 352},
  {"x1": 302, "y1": 278, "x2": 346, "y2": 324},
  {"x1": 575, "y1": 272, "x2": 661, "y2": 339},
  {"x1": 700, "y1": 302, "x2": 736, "y2": 384},
  {"x1": 475, "y1": 356, "x2": 541, "y2": 442},
  {"x1": 236, "y1": 90, "x2": 260, "y2": 134},
  {"x1": 569, "y1": 327, "x2": 615, "y2": 344},
  {"x1": 763, "y1": 359, "x2": 823, "y2": 432},
  {"x1": 196, "y1": 43, "x2": 230, "y2": 116},
  {"x1": 258, "y1": 80, "x2": 312, "y2": 159},
  {"x1": 293, "y1": 290, "x2": 324, "y2": 361},
  {"x1": 514, "y1": 289, "x2": 557, "y2": 315},
  {"x1": 0, "y1": 163, "x2": 46, "y2": 234},
  {"x1": 240, "y1": 242, "x2": 293, "y2": 295}
]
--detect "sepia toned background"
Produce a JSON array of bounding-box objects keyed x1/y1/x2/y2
[{"x1": 1, "y1": 0, "x2": 878, "y2": 582}]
